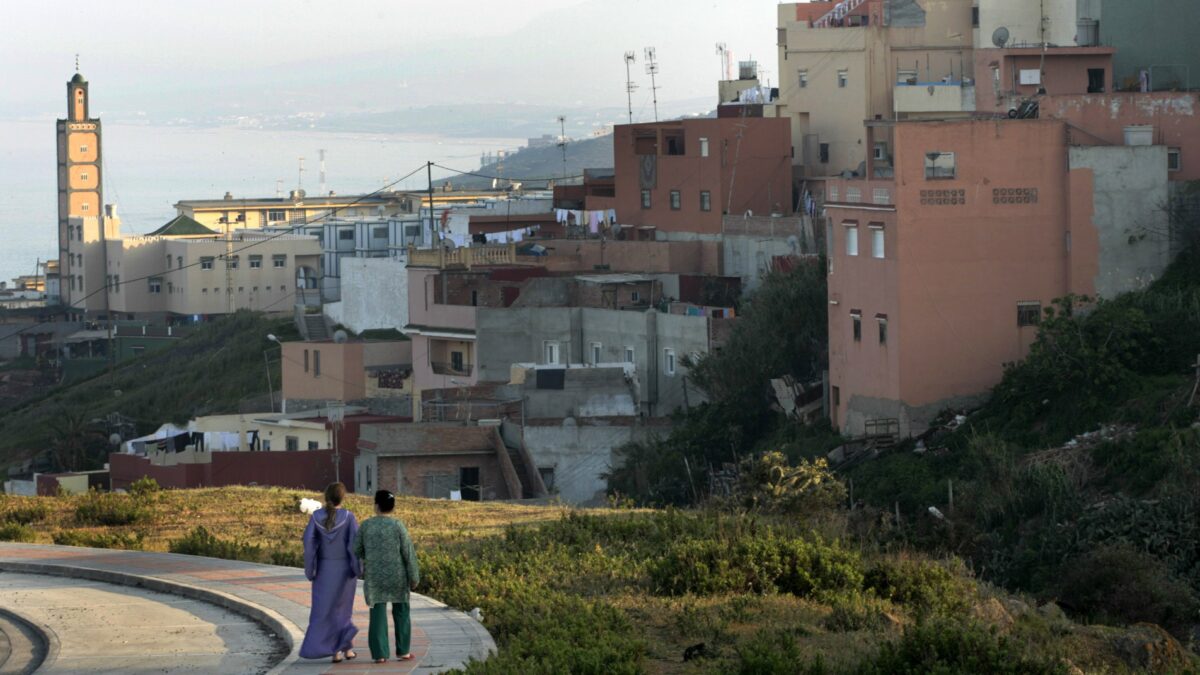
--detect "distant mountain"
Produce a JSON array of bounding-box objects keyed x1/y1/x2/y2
[{"x1": 440, "y1": 133, "x2": 616, "y2": 189}]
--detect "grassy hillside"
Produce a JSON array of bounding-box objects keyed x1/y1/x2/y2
[
  {"x1": 2, "y1": 486, "x2": 1183, "y2": 674},
  {"x1": 0, "y1": 311, "x2": 299, "y2": 472},
  {"x1": 442, "y1": 134, "x2": 615, "y2": 189}
]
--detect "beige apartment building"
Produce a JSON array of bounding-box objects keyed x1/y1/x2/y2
[{"x1": 774, "y1": 0, "x2": 975, "y2": 178}]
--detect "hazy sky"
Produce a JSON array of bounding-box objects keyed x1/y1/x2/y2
[{"x1": 3, "y1": 0, "x2": 784, "y2": 119}]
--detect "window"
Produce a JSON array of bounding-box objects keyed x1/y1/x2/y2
[
  {"x1": 1168, "y1": 148, "x2": 1181, "y2": 172},
  {"x1": 837, "y1": 70, "x2": 848, "y2": 88},
  {"x1": 148, "y1": 277, "x2": 162, "y2": 294},
  {"x1": 166, "y1": 254, "x2": 172, "y2": 269},
  {"x1": 590, "y1": 341, "x2": 602, "y2": 364},
  {"x1": 177, "y1": 256, "x2": 183, "y2": 268},
  {"x1": 870, "y1": 225, "x2": 885, "y2": 259},
  {"x1": 873, "y1": 187, "x2": 890, "y2": 205},
  {"x1": 249, "y1": 255, "x2": 262, "y2": 269},
  {"x1": 924, "y1": 151, "x2": 956, "y2": 179},
  {"x1": 669, "y1": 190, "x2": 681, "y2": 210},
  {"x1": 699, "y1": 190, "x2": 712, "y2": 212},
  {"x1": 851, "y1": 311, "x2": 862, "y2": 341},
  {"x1": 846, "y1": 187, "x2": 861, "y2": 202},
  {"x1": 873, "y1": 142, "x2": 887, "y2": 161},
  {"x1": 202, "y1": 288, "x2": 208, "y2": 294},
  {"x1": 543, "y1": 341, "x2": 561, "y2": 364},
  {"x1": 304, "y1": 349, "x2": 309, "y2": 373},
  {"x1": 624, "y1": 346, "x2": 635, "y2": 363},
  {"x1": 273, "y1": 254, "x2": 286, "y2": 268},
  {"x1": 113, "y1": 275, "x2": 119, "y2": 292},
  {"x1": 267, "y1": 209, "x2": 286, "y2": 222},
  {"x1": 307, "y1": 441, "x2": 319, "y2": 451},
  {"x1": 538, "y1": 467, "x2": 556, "y2": 492},
  {"x1": 641, "y1": 189, "x2": 651, "y2": 209},
  {"x1": 819, "y1": 143, "x2": 830, "y2": 164},
  {"x1": 877, "y1": 314, "x2": 888, "y2": 345},
  {"x1": 664, "y1": 348, "x2": 676, "y2": 376},
  {"x1": 238, "y1": 286, "x2": 244, "y2": 293},
  {"x1": 201, "y1": 256, "x2": 214, "y2": 270},
  {"x1": 286, "y1": 436, "x2": 299, "y2": 452},
  {"x1": 167, "y1": 282, "x2": 174, "y2": 294},
  {"x1": 1017, "y1": 301, "x2": 1041, "y2": 327},
  {"x1": 373, "y1": 226, "x2": 388, "y2": 239},
  {"x1": 81, "y1": 203, "x2": 89, "y2": 212},
  {"x1": 338, "y1": 229, "x2": 354, "y2": 241},
  {"x1": 1087, "y1": 68, "x2": 1105, "y2": 93},
  {"x1": 451, "y1": 350, "x2": 465, "y2": 372},
  {"x1": 699, "y1": 137, "x2": 709, "y2": 157},
  {"x1": 226, "y1": 255, "x2": 239, "y2": 269},
  {"x1": 798, "y1": 69, "x2": 808, "y2": 88},
  {"x1": 844, "y1": 224, "x2": 859, "y2": 256},
  {"x1": 470, "y1": 289, "x2": 478, "y2": 306},
  {"x1": 971, "y1": 6, "x2": 979, "y2": 26},
  {"x1": 313, "y1": 349, "x2": 321, "y2": 376},
  {"x1": 631, "y1": 290, "x2": 641, "y2": 303},
  {"x1": 80, "y1": 172, "x2": 89, "y2": 181},
  {"x1": 79, "y1": 144, "x2": 88, "y2": 153}
]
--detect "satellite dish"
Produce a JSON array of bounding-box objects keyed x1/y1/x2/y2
[
  {"x1": 109, "y1": 433, "x2": 122, "y2": 447},
  {"x1": 992, "y1": 26, "x2": 1010, "y2": 48},
  {"x1": 442, "y1": 238, "x2": 457, "y2": 250},
  {"x1": 333, "y1": 329, "x2": 349, "y2": 344}
]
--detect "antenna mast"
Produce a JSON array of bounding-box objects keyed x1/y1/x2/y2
[
  {"x1": 644, "y1": 47, "x2": 660, "y2": 122},
  {"x1": 275, "y1": 179, "x2": 283, "y2": 198},
  {"x1": 297, "y1": 156, "x2": 305, "y2": 192},
  {"x1": 624, "y1": 51, "x2": 637, "y2": 125},
  {"x1": 715, "y1": 43, "x2": 728, "y2": 81},
  {"x1": 556, "y1": 116, "x2": 567, "y2": 179}
]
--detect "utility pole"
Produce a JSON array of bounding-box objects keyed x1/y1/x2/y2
[
  {"x1": 644, "y1": 47, "x2": 660, "y2": 122},
  {"x1": 298, "y1": 156, "x2": 305, "y2": 192},
  {"x1": 557, "y1": 116, "x2": 567, "y2": 179},
  {"x1": 318, "y1": 149, "x2": 327, "y2": 196},
  {"x1": 624, "y1": 52, "x2": 638, "y2": 125},
  {"x1": 427, "y1": 161, "x2": 436, "y2": 244}
]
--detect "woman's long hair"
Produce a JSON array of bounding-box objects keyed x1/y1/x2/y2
[{"x1": 323, "y1": 482, "x2": 346, "y2": 530}]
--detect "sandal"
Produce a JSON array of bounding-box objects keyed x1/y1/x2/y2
[
  {"x1": 374, "y1": 658, "x2": 388, "y2": 663},
  {"x1": 331, "y1": 651, "x2": 344, "y2": 664},
  {"x1": 345, "y1": 649, "x2": 357, "y2": 660},
  {"x1": 397, "y1": 653, "x2": 414, "y2": 661}
]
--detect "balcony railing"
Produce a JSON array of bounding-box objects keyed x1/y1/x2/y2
[
  {"x1": 431, "y1": 361, "x2": 474, "y2": 376},
  {"x1": 407, "y1": 243, "x2": 516, "y2": 269}
]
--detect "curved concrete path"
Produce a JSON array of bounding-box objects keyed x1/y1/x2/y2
[
  {"x1": 0, "y1": 544, "x2": 495, "y2": 674},
  {"x1": 0, "y1": 604, "x2": 48, "y2": 675}
]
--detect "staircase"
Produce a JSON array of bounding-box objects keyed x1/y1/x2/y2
[
  {"x1": 813, "y1": 0, "x2": 867, "y2": 27},
  {"x1": 301, "y1": 313, "x2": 330, "y2": 341}
]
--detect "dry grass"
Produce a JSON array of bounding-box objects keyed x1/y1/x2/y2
[{"x1": 0, "y1": 486, "x2": 580, "y2": 551}]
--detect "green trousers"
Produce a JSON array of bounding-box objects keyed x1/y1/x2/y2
[{"x1": 368, "y1": 602, "x2": 411, "y2": 660}]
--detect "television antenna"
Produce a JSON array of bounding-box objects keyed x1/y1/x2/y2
[
  {"x1": 715, "y1": 43, "x2": 729, "y2": 81},
  {"x1": 623, "y1": 51, "x2": 638, "y2": 124},
  {"x1": 644, "y1": 46, "x2": 660, "y2": 122}
]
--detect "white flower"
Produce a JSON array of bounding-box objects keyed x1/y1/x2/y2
[{"x1": 299, "y1": 498, "x2": 322, "y2": 515}]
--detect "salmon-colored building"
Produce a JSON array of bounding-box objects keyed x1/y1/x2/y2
[
  {"x1": 827, "y1": 117, "x2": 1174, "y2": 436},
  {"x1": 613, "y1": 117, "x2": 793, "y2": 236}
]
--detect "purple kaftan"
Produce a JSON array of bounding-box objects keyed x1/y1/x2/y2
[{"x1": 299, "y1": 508, "x2": 360, "y2": 659}]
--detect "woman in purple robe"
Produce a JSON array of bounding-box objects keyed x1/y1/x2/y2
[{"x1": 300, "y1": 482, "x2": 360, "y2": 663}]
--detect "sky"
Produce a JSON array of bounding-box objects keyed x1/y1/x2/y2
[{"x1": 2, "y1": 0, "x2": 784, "y2": 121}]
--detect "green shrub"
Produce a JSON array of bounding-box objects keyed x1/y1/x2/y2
[
  {"x1": 650, "y1": 534, "x2": 862, "y2": 597},
  {"x1": 74, "y1": 491, "x2": 149, "y2": 526},
  {"x1": 823, "y1": 591, "x2": 891, "y2": 632},
  {"x1": 2, "y1": 500, "x2": 49, "y2": 525},
  {"x1": 128, "y1": 476, "x2": 161, "y2": 499},
  {"x1": 0, "y1": 522, "x2": 35, "y2": 542},
  {"x1": 854, "y1": 619, "x2": 1067, "y2": 675},
  {"x1": 268, "y1": 544, "x2": 303, "y2": 568},
  {"x1": 53, "y1": 529, "x2": 144, "y2": 550},
  {"x1": 168, "y1": 526, "x2": 262, "y2": 562},
  {"x1": 863, "y1": 557, "x2": 972, "y2": 618},
  {"x1": 735, "y1": 629, "x2": 812, "y2": 675},
  {"x1": 1057, "y1": 544, "x2": 1199, "y2": 638}
]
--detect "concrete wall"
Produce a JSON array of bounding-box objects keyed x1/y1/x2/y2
[
  {"x1": 521, "y1": 239, "x2": 722, "y2": 275},
  {"x1": 520, "y1": 366, "x2": 638, "y2": 418},
  {"x1": 522, "y1": 422, "x2": 663, "y2": 505},
  {"x1": 1069, "y1": 145, "x2": 1170, "y2": 296},
  {"x1": 329, "y1": 257, "x2": 410, "y2": 333}
]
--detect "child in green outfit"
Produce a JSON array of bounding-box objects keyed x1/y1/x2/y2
[{"x1": 353, "y1": 489, "x2": 421, "y2": 663}]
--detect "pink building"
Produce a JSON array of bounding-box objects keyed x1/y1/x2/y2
[
  {"x1": 613, "y1": 117, "x2": 793, "y2": 237},
  {"x1": 828, "y1": 116, "x2": 1174, "y2": 436}
]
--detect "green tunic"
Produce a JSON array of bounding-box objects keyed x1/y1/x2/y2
[{"x1": 353, "y1": 515, "x2": 420, "y2": 606}]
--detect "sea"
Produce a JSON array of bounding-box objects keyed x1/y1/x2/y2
[{"x1": 0, "y1": 119, "x2": 522, "y2": 284}]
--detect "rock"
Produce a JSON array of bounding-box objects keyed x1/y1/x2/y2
[
  {"x1": 1037, "y1": 601, "x2": 1067, "y2": 622},
  {"x1": 1112, "y1": 622, "x2": 1188, "y2": 673}
]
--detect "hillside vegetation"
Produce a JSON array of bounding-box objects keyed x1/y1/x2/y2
[
  {"x1": 442, "y1": 134, "x2": 615, "y2": 189},
  {"x1": 2, "y1": 484, "x2": 1184, "y2": 673},
  {"x1": 0, "y1": 311, "x2": 297, "y2": 472}
]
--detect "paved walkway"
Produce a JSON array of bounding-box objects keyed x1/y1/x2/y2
[{"x1": 0, "y1": 544, "x2": 495, "y2": 674}]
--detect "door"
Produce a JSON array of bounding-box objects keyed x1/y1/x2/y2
[{"x1": 459, "y1": 467, "x2": 481, "y2": 501}]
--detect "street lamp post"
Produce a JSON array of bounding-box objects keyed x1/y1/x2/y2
[{"x1": 265, "y1": 334, "x2": 281, "y2": 413}]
